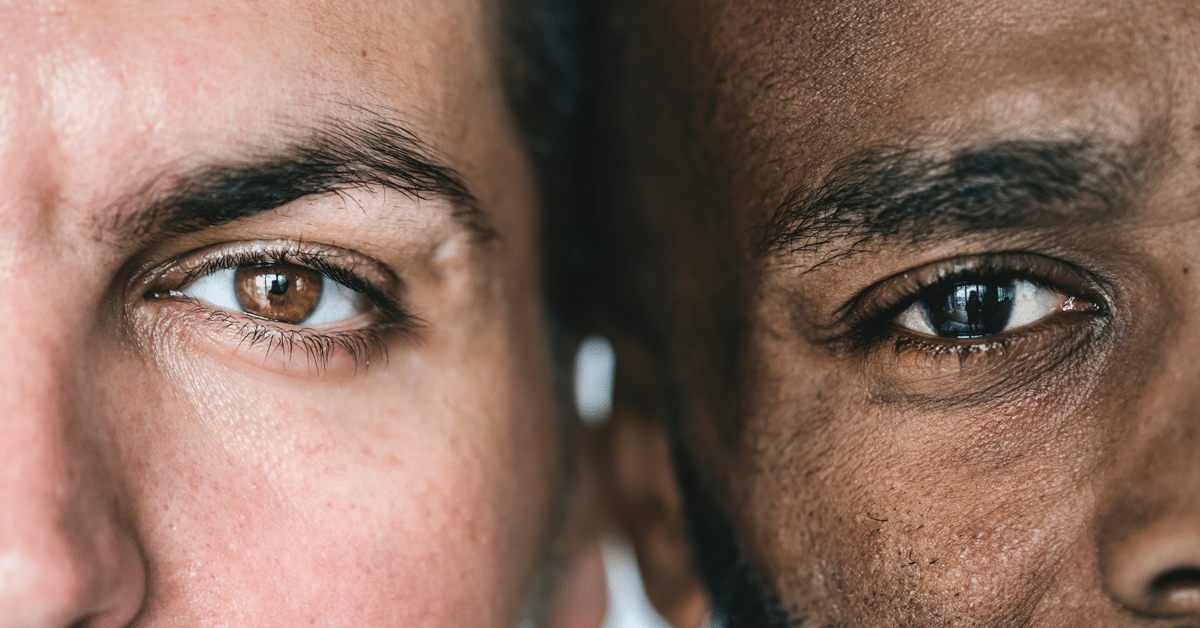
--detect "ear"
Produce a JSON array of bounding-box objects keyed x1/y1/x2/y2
[
  {"x1": 599, "y1": 331, "x2": 710, "y2": 628},
  {"x1": 542, "y1": 535, "x2": 608, "y2": 628},
  {"x1": 544, "y1": 428, "x2": 608, "y2": 628}
]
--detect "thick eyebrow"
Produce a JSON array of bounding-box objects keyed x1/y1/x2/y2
[
  {"x1": 105, "y1": 113, "x2": 495, "y2": 242},
  {"x1": 760, "y1": 137, "x2": 1138, "y2": 269}
]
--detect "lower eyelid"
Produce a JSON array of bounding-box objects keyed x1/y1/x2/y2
[
  {"x1": 870, "y1": 310, "x2": 1105, "y2": 403},
  {"x1": 176, "y1": 306, "x2": 394, "y2": 375}
]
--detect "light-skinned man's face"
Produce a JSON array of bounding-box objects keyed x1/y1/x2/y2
[
  {"x1": 0, "y1": 1, "x2": 603, "y2": 626},
  {"x1": 604, "y1": 0, "x2": 1200, "y2": 626}
]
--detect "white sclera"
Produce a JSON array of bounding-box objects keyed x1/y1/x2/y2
[
  {"x1": 1004, "y1": 280, "x2": 1059, "y2": 329},
  {"x1": 181, "y1": 268, "x2": 240, "y2": 311},
  {"x1": 574, "y1": 334, "x2": 616, "y2": 425},
  {"x1": 896, "y1": 300, "x2": 937, "y2": 335},
  {"x1": 180, "y1": 267, "x2": 368, "y2": 326},
  {"x1": 304, "y1": 279, "x2": 368, "y2": 325}
]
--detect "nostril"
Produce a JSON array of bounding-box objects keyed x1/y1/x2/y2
[
  {"x1": 1101, "y1": 526, "x2": 1200, "y2": 617},
  {"x1": 1152, "y1": 567, "x2": 1200, "y2": 592},
  {"x1": 1148, "y1": 567, "x2": 1200, "y2": 611}
]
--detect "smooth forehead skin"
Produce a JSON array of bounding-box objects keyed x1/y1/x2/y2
[
  {"x1": 3, "y1": 0, "x2": 492, "y2": 207},
  {"x1": 608, "y1": 0, "x2": 1200, "y2": 626},
  {"x1": 0, "y1": 1, "x2": 587, "y2": 627}
]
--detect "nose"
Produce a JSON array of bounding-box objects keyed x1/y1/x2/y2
[
  {"x1": 0, "y1": 351, "x2": 145, "y2": 627},
  {"x1": 1098, "y1": 406, "x2": 1200, "y2": 620},
  {"x1": 1103, "y1": 521, "x2": 1200, "y2": 616}
]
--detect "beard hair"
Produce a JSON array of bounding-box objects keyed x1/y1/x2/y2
[{"x1": 667, "y1": 406, "x2": 806, "y2": 628}]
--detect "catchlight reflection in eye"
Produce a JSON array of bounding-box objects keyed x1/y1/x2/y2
[{"x1": 896, "y1": 279, "x2": 1059, "y2": 339}]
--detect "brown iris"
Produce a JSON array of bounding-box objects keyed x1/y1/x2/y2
[{"x1": 234, "y1": 264, "x2": 323, "y2": 324}]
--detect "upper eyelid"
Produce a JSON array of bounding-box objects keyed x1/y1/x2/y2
[{"x1": 156, "y1": 242, "x2": 387, "y2": 292}]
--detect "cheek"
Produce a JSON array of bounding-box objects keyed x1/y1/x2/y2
[
  {"x1": 738, "y1": 341, "x2": 1104, "y2": 623},
  {"x1": 98, "y1": 318, "x2": 559, "y2": 626}
]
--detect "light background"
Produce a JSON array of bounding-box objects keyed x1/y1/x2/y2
[
  {"x1": 575, "y1": 336, "x2": 675, "y2": 627},
  {"x1": 601, "y1": 535, "x2": 673, "y2": 628}
]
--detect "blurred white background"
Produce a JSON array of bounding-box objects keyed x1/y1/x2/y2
[
  {"x1": 575, "y1": 336, "x2": 675, "y2": 628},
  {"x1": 601, "y1": 534, "x2": 673, "y2": 628}
]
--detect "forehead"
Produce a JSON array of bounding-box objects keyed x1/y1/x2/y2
[
  {"x1": 0, "y1": 0, "x2": 497, "y2": 215},
  {"x1": 645, "y1": 0, "x2": 1194, "y2": 211}
]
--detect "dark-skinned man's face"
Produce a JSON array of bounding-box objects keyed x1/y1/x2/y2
[{"x1": 603, "y1": 0, "x2": 1200, "y2": 626}]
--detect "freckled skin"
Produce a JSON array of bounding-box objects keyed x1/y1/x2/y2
[
  {"x1": 0, "y1": 1, "x2": 603, "y2": 627},
  {"x1": 601, "y1": 0, "x2": 1200, "y2": 626}
]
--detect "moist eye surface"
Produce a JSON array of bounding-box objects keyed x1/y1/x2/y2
[
  {"x1": 180, "y1": 263, "x2": 372, "y2": 327},
  {"x1": 895, "y1": 279, "x2": 1060, "y2": 339},
  {"x1": 235, "y1": 264, "x2": 324, "y2": 323},
  {"x1": 922, "y1": 281, "x2": 1017, "y2": 338}
]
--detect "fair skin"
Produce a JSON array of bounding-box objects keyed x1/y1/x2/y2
[
  {"x1": 0, "y1": 1, "x2": 603, "y2": 626},
  {"x1": 603, "y1": 0, "x2": 1200, "y2": 626}
]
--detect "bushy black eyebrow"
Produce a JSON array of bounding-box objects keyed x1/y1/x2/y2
[
  {"x1": 105, "y1": 113, "x2": 495, "y2": 243},
  {"x1": 760, "y1": 138, "x2": 1137, "y2": 270}
]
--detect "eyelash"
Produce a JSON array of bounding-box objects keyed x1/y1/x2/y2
[
  {"x1": 146, "y1": 244, "x2": 419, "y2": 371},
  {"x1": 834, "y1": 256, "x2": 1107, "y2": 358}
]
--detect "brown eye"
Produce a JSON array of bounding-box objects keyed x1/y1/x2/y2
[
  {"x1": 894, "y1": 278, "x2": 1087, "y2": 339},
  {"x1": 234, "y1": 264, "x2": 323, "y2": 324},
  {"x1": 178, "y1": 260, "x2": 371, "y2": 326}
]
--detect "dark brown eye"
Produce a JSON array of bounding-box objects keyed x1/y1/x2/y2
[
  {"x1": 919, "y1": 281, "x2": 1017, "y2": 338},
  {"x1": 895, "y1": 278, "x2": 1089, "y2": 339},
  {"x1": 234, "y1": 264, "x2": 323, "y2": 324}
]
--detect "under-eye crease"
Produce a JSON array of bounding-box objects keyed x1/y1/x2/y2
[
  {"x1": 141, "y1": 241, "x2": 420, "y2": 371},
  {"x1": 834, "y1": 253, "x2": 1108, "y2": 360}
]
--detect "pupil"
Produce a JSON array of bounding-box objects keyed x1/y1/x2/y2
[
  {"x1": 268, "y1": 275, "x2": 289, "y2": 295},
  {"x1": 921, "y1": 281, "x2": 1016, "y2": 338}
]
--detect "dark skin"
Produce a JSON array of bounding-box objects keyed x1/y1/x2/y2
[{"x1": 601, "y1": 0, "x2": 1200, "y2": 626}]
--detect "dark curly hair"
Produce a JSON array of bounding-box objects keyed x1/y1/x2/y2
[{"x1": 497, "y1": 0, "x2": 593, "y2": 331}]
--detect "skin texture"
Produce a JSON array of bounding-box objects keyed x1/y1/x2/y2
[
  {"x1": 600, "y1": 0, "x2": 1200, "y2": 626},
  {"x1": 0, "y1": 1, "x2": 604, "y2": 626}
]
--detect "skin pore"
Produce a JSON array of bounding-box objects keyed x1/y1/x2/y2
[
  {"x1": 601, "y1": 0, "x2": 1200, "y2": 626},
  {"x1": 0, "y1": 1, "x2": 602, "y2": 626}
]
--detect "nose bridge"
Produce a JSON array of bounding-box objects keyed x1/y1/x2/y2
[
  {"x1": 0, "y1": 174, "x2": 143, "y2": 627},
  {"x1": 0, "y1": 13, "x2": 145, "y2": 624},
  {"x1": 1097, "y1": 323, "x2": 1200, "y2": 617},
  {"x1": 1129, "y1": 321, "x2": 1200, "y2": 494},
  {"x1": 0, "y1": 278, "x2": 141, "y2": 627},
  {"x1": 0, "y1": 349, "x2": 90, "y2": 618}
]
